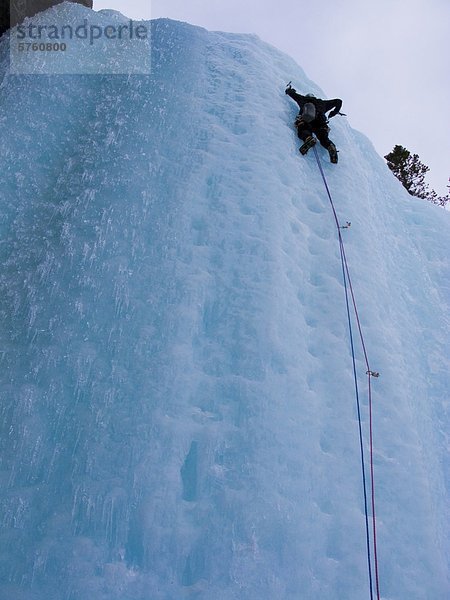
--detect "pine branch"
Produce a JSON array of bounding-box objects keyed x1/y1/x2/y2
[{"x1": 384, "y1": 145, "x2": 448, "y2": 208}]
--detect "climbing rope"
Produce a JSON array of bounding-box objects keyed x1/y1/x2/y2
[{"x1": 312, "y1": 145, "x2": 381, "y2": 600}]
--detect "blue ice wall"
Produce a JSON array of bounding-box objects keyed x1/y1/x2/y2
[{"x1": 0, "y1": 7, "x2": 449, "y2": 599}]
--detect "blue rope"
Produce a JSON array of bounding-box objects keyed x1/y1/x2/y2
[{"x1": 312, "y1": 146, "x2": 374, "y2": 600}]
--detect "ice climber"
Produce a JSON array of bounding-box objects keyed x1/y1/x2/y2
[{"x1": 285, "y1": 83, "x2": 343, "y2": 163}]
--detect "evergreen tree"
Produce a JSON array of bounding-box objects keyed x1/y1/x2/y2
[{"x1": 384, "y1": 145, "x2": 449, "y2": 207}]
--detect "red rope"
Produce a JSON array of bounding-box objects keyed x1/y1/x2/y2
[
  {"x1": 313, "y1": 146, "x2": 381, "y2": 600},
  {"x1": 339, "y1": 234, "x2": 380, "y2": 600}
]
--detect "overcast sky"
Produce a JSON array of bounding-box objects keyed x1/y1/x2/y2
[{"x1": 96, "y1": 0, "x2": 449, "y2": 195}]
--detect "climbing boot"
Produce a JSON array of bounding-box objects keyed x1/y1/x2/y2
[
  {"x1": 327, "y1": 142, "x2": 338, "y2": 164},
  {"x1": 299, "y1": 135, "x2": 316, "y2": 155}
]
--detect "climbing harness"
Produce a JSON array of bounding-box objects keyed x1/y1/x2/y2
[{"x1": 312, "y1": 145, "x2": 381, "y2": 600}]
